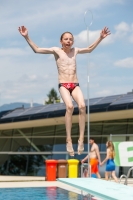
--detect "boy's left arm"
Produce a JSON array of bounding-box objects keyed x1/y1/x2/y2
[{"x1": 77, "y1": 27, "x2": 111, "y2": 54}]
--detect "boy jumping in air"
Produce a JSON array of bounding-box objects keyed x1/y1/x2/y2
[{"x1": 18, "y1": 26, "x2": 110, "y2": 156}]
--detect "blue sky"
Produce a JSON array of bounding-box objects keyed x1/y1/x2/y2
[{"x1": 0, "y1": 0, "x2": 133, "y2": 105}]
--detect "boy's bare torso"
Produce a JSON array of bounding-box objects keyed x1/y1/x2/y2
[
  {"x1": 90, "y1": 143, "x2": 98, "y2": 159},
  {"x1": 53, "y1": 47, "x2": 79, "y2": 83}
]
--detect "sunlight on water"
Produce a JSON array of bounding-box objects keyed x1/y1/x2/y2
[{"x1": 0, "y1": 187, "x2": 93, "y2": 200}]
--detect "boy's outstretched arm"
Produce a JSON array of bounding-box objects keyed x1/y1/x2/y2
[
  {"x1": 77, "y1": 27, "x2": 111, "y2": 54},
  {"x1": 18, "y1": 26, "x2": 54, "y2": 54}
]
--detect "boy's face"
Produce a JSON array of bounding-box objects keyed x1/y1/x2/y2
[
  {"x1": 60, "y1": 33, "x2": 74, "y2": 49},
  {"x1": 89, "y1": 139, "x2": 94, "y2": 145}
]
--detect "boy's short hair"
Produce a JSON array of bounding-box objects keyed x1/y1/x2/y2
[
  {"x1": 60, "y1": 32, "x2": 73, "y2": 41},
  {"x1": 90, "y1": 137, "x2": 94, "y2": 141}
]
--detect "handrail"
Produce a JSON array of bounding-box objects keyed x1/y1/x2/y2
[
  {"x1": 81, "y1": 163, "x2": 89, "y2": 177},
  {"x1": 119, "y1": 174, "x2": 127, "y2": 184},
  {"x1": 80, "y1": 163, "x2": 91, "y2": 198},
  {"x1": 124, "y1": 167, "x2": 133, "y2": 185}
]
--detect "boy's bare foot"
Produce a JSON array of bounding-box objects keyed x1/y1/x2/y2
[
  {"x1": 78, "y1": 140, "x2": 84, "y2": 155},
  {"x1": 66, "y1": 140, "x2": 74, "y2": 156}
]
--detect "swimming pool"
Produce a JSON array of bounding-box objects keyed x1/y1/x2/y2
[{"x1": 0, "y1": 187, "x2": 91, "y2": 200}]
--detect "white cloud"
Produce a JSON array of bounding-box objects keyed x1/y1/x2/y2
[
  {"x1": 114, "y1": 57, "x2": 133, "y2": 68},
  {"x1": 0, "y1": 0, "x2": 126, "y2": 39},
  {"x1": 114, "y1": 22, "x2": 130, "y2": 32},
  {"x1": 89, "y1": 75, "x2": 133, "y2": 98},
  {"x1": 0, "y1": 47, "x2": 31, "y2": 56},
  {"x1": 0, "y1": 0, "x2": 106, "y2": 38},
  {"x1": 113, "y1": 22, "x2": 130, "y2": 41},
  {"x1": 74, "y1": 29, "x2": 113, "y2": 47},
  {"x1": 29, "y1": 75, "x2": 38, "y2": 81},
  {"x1": 74, "y1": 21, "x2": 132, "y2": 48},
  {"x1": 0, "y1": 73, "x2": 59, "y2": 104}
]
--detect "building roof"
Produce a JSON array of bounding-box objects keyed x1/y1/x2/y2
[{"x1": 0, "y1": 92, "x2": 133, "y2": 124}]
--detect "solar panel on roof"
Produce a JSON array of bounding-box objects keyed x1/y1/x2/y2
[
  {"x1": 1, "y1": 107, "x2": 26, "y2": 118},
  {"x1": 88, "y1": 97, "x2": 103, "y2": 105},
  {"x1": 10, "y1": 109, "x2": 24, "y2": 113},
  {"x1": 1, "y1": 103, "x2": 67, "y2": 119},
  {"x1": 6, "y1": 108, "x2": 24, "y2": 114},
  {"x1": 16, "y1": 106, "x2": 43, "y2": 116},
  {"x1": 111, "y1": 94, "x2": 133, "y2": 105},
  {"x1": 1, "y1": 106, "x2": 44, "y2": 119},
  {"x1": 1, "y1": 93, "x2": 133, "y2": 120},
  {"x1": 17, "y1": 105, "x2": 48, "y2": 116},
  {"x1": 95, "y1": 95, "x2": 122, "y2": 105}
]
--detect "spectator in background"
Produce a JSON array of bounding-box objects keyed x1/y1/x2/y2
[
  {"x1": 81, "y1": 137, "x2": 101, "y2": 178},
  {"x1": 100, "y1": 140, "x2": 118, "y2": 182}
]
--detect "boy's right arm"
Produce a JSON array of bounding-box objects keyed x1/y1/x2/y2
[{"x1": 18, "y1": 26, "x2": 54, "y2": 54}]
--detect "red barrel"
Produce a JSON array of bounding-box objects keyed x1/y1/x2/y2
[{"x1": 45, "y1": 160, "x2": 58, "y2": 181}]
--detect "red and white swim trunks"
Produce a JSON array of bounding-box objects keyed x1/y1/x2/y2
[{"x1": 59, "y1": 83, "x2": 79, "y2": 94}]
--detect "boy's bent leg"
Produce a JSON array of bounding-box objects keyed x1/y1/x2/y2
[
  {"x1": 59, "y1": 86, "x2": 74, "y2": 156},
  {"x1": 71, "y1": 86, "x2": 86, "y2": 154}
]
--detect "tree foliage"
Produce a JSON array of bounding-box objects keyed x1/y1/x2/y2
[{"x1": 45, "y1": 88, "x2": 60, "y2": 104}]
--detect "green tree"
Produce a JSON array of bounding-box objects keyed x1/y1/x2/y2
[{"x1": 45, "y1": 88, "x2": 60, "y2": 104}]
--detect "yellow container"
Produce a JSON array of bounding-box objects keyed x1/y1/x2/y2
[{"x1": 67, "y1": 159, "x2": 79, "y2": 178}]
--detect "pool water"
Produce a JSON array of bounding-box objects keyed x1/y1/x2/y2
[{"x1": 0, "y1": 187, "x2": 92, "y2": 200}]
